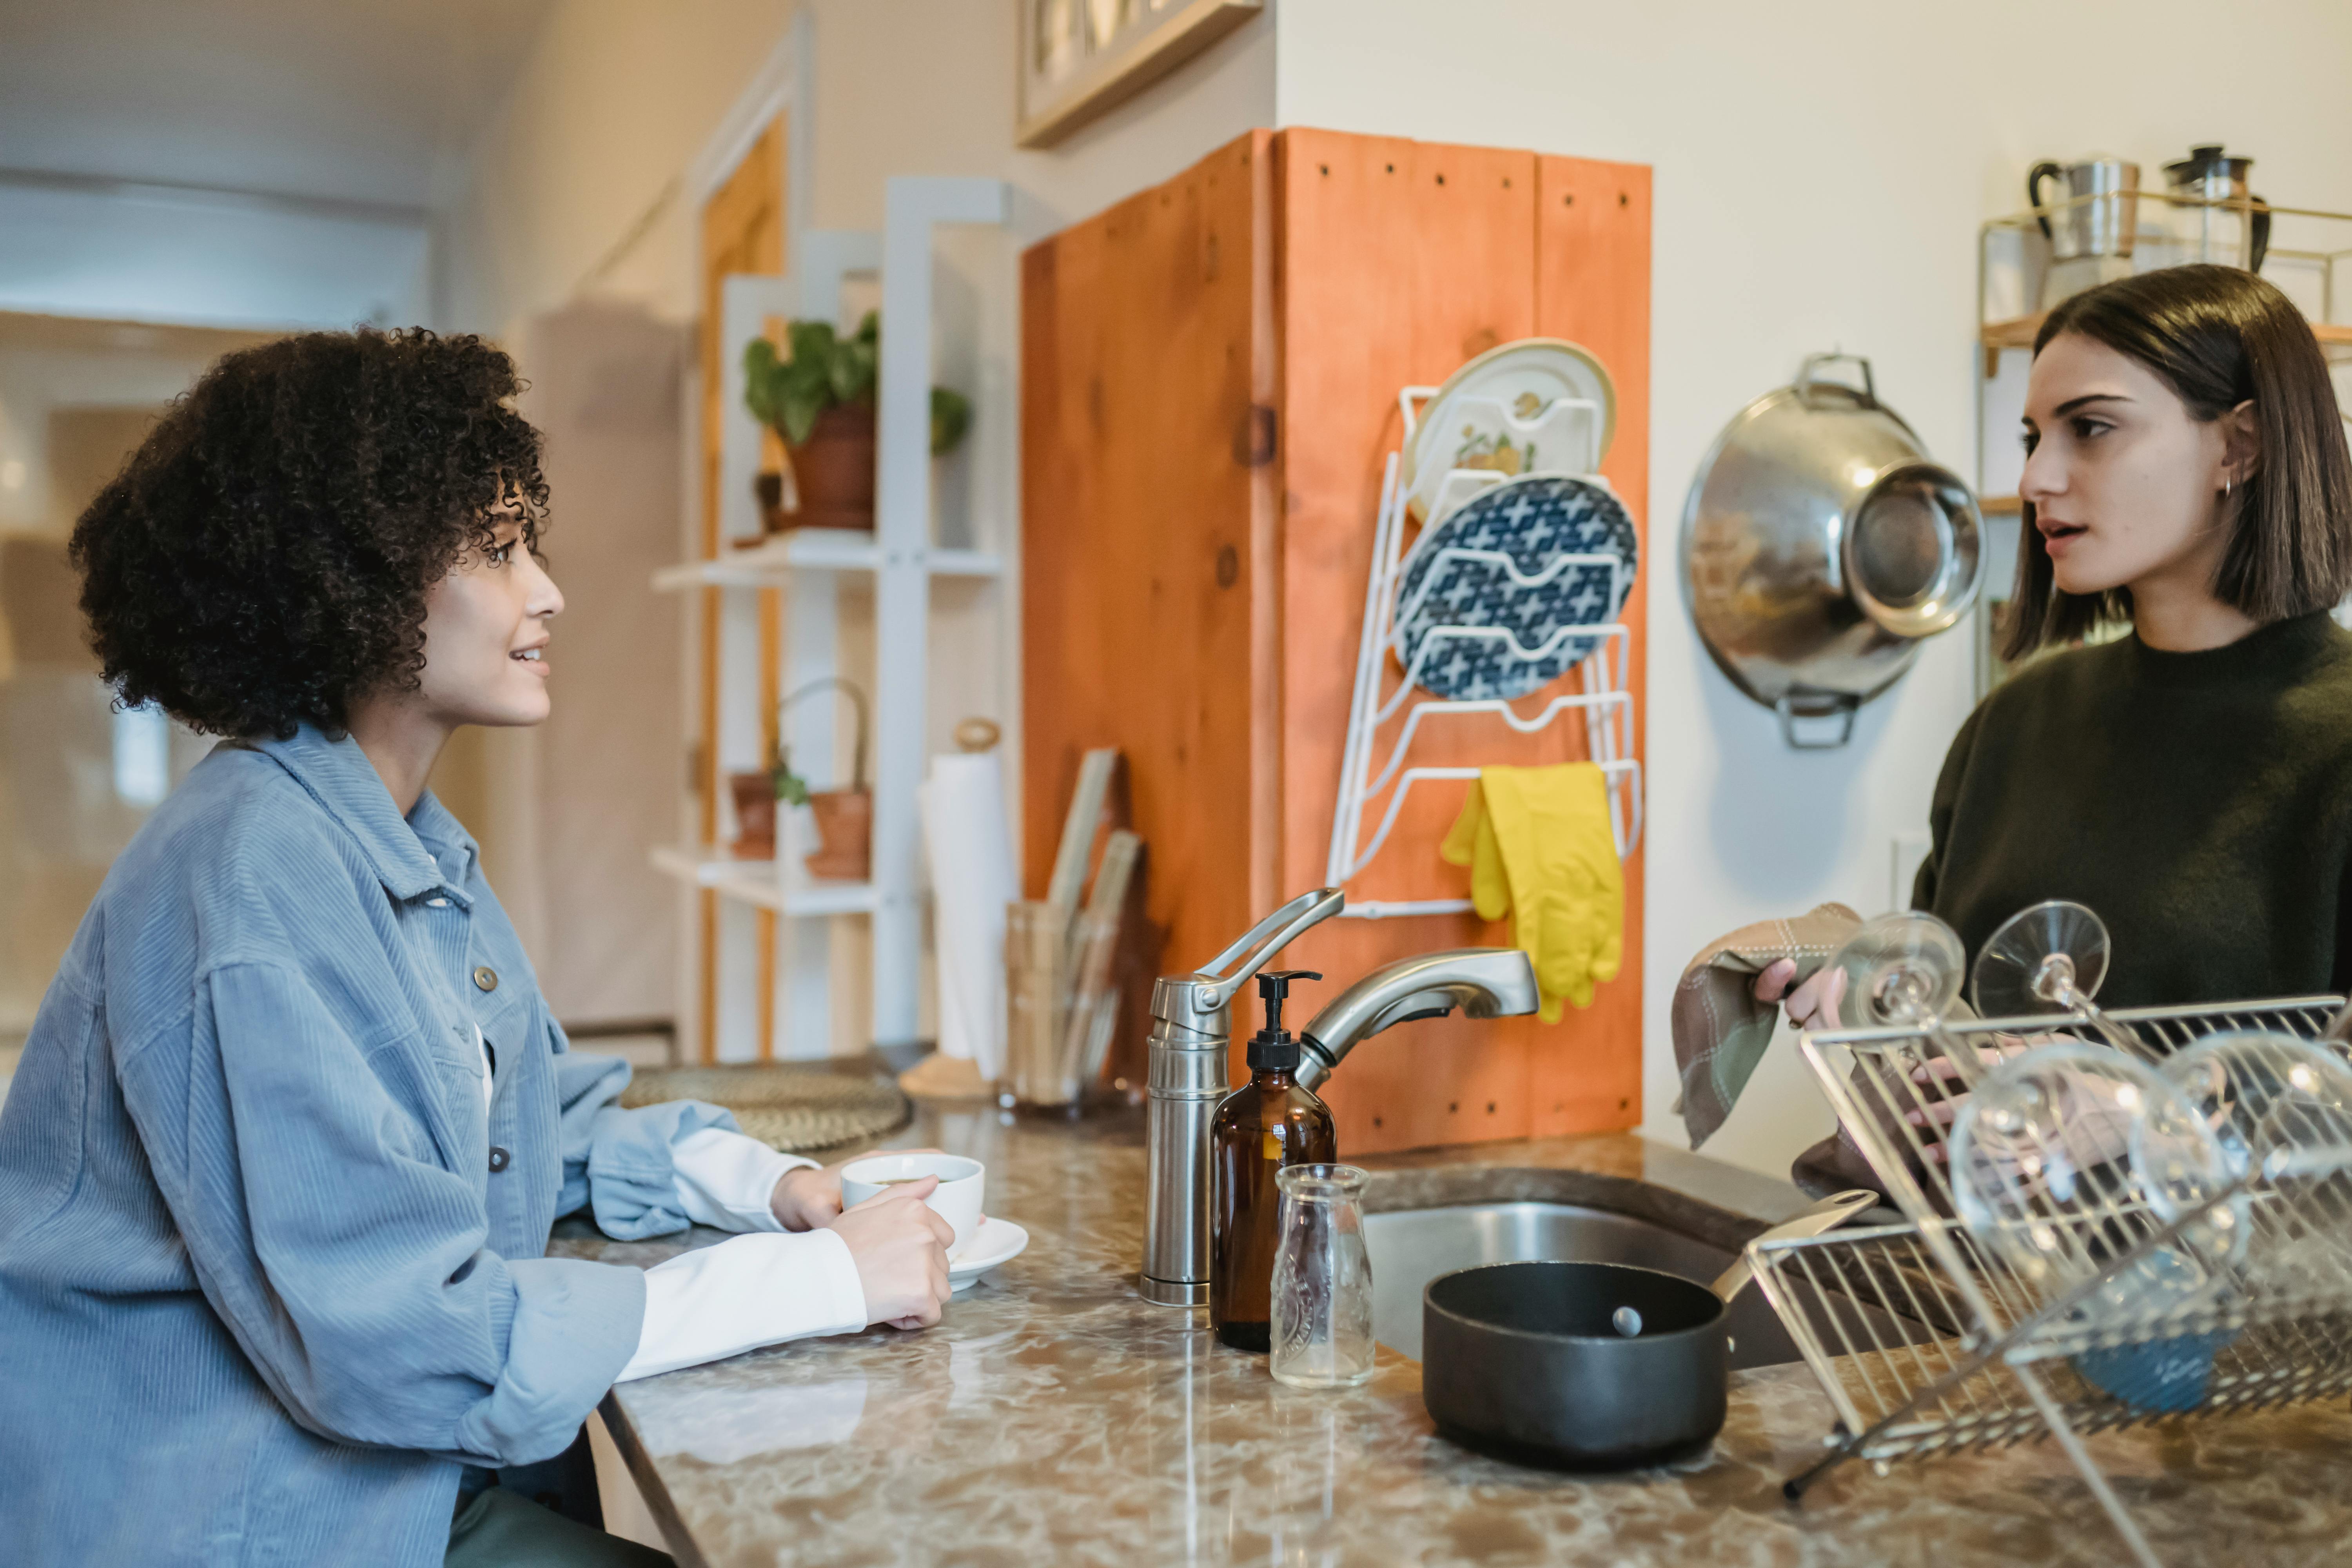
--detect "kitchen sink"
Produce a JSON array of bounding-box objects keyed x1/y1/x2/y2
[{"x1": 1363, "y1": 1200, "x2": 1893, "y2": 1369}]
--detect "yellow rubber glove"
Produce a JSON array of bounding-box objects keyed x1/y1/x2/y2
[{"x1": 1440, "y1": 764, "x2": 1623, "y2": 1022}]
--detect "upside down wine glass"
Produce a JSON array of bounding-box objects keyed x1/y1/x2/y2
[
  {"x1": 1969, "y1": 899, "x2": 2136, "y2": 1051},
  {"x1": 1827, "y1": 911, "x2": 1967, "y2": 1029}
]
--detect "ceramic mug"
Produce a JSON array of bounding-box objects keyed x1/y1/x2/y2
[{"x1": 840, "y1": 1152, "x2": 985, "y2": 1258}]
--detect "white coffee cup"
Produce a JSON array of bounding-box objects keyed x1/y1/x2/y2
[{"x1": 840, "y1": 1152, "x2": 985, "y2": 1258}]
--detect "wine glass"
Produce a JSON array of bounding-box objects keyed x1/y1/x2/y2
[
  {"x1": 2159, "y1": 1031, "x2": 2352, "y2": 1289},
  {"x1": 1950, "y1": 1040, "x2": 2240, "y2": 1412},
  {"x1": 1970, "y1": 898, "x2": 2111, "y2": 1018},
  {"x1": 1971, "y1": 899, "x2": 2140, "y2": 1052},
  {"x1": 1817, "y1": 913, "x2": 1967, "y2": 1205},
  {"x1": 1827, "y1": 911, "x2": 1966, "y2": 1028}
]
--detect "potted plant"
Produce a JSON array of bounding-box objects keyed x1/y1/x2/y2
[
  {"x1": 771, "y1": 676, "x2": 871, "y2": 881},
  {"x1": 743, "y1": 311, "x2": 973, "y2": 534}
]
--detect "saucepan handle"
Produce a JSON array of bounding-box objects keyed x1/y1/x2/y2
[{"x1": 1710, "y1": 1189, "x2": 1880, "y2": 1305}]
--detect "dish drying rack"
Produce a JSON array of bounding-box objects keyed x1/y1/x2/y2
[
  {"x1": 1753, "y1": 993, "x2": 2352, "y2": 1566},
  {"x1": 1323, "y1": 386, "x2": 1642, "y2": 922}
]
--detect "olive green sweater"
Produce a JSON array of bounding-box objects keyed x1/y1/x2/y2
[{"x1": 1914, "y1": 610, "x2": 2352, "y2": 1008}]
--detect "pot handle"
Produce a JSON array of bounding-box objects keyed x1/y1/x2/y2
[
  {"x1": 1794, "y1": 352, "x2": 1877, "y2": 410},
  {"x1": 1775, "y1": 691, "x2": 1858, "y2": 750},
  {"x1": 1711, "y1": 1189, "x2": 1879, "y2": 1305},
  {"x1": 2027, "y1": 161, "x2": 2062, "y2": 241},
  {"x1": 2250, "y1": 193, "x2": 2272, "y2": 274}
]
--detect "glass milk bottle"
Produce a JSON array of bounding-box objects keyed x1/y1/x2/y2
[{"x1": 1269, "y1": 1163, "x2": 1376, "y2": 1388}]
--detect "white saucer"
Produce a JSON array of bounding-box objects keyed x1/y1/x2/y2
[{"x1": 948, "y1": 1216, "x2": 1028, "y2": 1292}]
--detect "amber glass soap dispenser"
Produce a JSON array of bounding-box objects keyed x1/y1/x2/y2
[{"x1": 1209, "y1": 969, "x2": 1338, "y2": 1352}]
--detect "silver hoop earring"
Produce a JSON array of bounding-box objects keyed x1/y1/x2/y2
[{"x1": 2224, "y1": 474, "x2": 2234, "y2": 498}]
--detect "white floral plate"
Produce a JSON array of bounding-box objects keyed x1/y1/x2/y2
[
  {"x1": 948, "y1": 1216, "x2": 1029, "y2": 1292},
  {"x1": 1403, "y1": 338, "x2": 1617, "y2": 514}
]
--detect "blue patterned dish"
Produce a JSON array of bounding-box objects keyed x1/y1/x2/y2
[{"x1": 1391, "y1": 474, "x2": 1637, "y2": 702}]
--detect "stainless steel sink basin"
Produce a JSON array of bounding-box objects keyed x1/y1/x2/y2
[{"x1": 1363, "y1": 1201, "x2": 1868, "y2": 1369}]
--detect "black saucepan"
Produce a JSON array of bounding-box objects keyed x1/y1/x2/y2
[{"x1": 1421, "y1": 1190, "x2": 1876, "y2": 1470}]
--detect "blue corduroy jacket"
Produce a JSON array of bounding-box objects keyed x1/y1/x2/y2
[{"x1": 0, "y1": 725, "x2": 733, "y2": 1566}]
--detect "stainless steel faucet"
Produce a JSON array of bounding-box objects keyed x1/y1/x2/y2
[
  {"x1": 1294, "y1": 947, "x2": 1539, "y2": 1091},
  {"x1": 1138, "y1": 888, "x2": 1541, "y2": 1307}
]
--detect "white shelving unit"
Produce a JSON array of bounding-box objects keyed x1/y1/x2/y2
[{"x1": 651, "y1": 178, "x2": 1010, "y2": 1061}]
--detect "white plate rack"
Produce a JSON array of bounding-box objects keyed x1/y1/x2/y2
[{"x1": 1323, "y1": 386, "x2": 1642, "y2": 922}]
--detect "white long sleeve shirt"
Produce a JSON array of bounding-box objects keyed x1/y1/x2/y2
[{"x1": 475, "y1": 1032, "x2": 869, "y2": 1382}]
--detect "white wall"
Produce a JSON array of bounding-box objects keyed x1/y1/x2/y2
[
  {"x1": 432, "y1": 0, "x2": 797, "y2": 338},
  {"x1": 0, "y1": 184, "x2": 426, "y2": 331},
  {"x1": 1273, "y1": 0, "x2": 2352, "y2": 1176}
]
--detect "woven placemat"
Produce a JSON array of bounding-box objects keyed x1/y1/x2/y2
[{"x1": 620, "y1": 1064, "x2": 912, "y2": 1154}]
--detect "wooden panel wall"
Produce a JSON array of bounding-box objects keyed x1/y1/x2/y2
[
  {"x1": 1020, "y1": 134, "x2": 1272, "y2": 982},
  {"x1": 1021, "y1": 129, "x2": 1648, "y2": 1154},
  {"x1": 1530, "y1": 154, "x2": 1651, "y2": 1142}
]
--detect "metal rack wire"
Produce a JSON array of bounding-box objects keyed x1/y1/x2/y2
[
  {"x1": 1323, "y1": 387, "x2": 1642, "y2": 921},
  {"x1": 1748, "y1": 995, "x2": 2352, "y2": 1567}
]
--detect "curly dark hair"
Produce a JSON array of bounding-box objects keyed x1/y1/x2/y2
[{"x1": 69, "y1": 327, "x2": 549, "y2": 738}]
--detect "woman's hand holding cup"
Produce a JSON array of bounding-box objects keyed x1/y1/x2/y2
[{"x1": 833, "y1": 1178, "x2": 955, "y2": 1330}]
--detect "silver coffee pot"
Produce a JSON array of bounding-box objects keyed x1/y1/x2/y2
[
  {"x1": 2029, "y1": 157, "x2": 2140, "y2": 261},
  {"x1": 2029, "y1": 157, "x2": 2138, "y2": 309}
]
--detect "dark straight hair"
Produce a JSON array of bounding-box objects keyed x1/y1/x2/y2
[{"x1": 2002, "y1": 263, "x2": 2352, "y2": 660}]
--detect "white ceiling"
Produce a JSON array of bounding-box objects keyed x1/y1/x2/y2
[{"x1": 0, "y1": 0, "x2": 556, "y2": 212}]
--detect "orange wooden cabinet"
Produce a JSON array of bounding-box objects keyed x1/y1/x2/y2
[{"x1": 1022, "y1": 127, "x2": 1650, "y2": 1155}]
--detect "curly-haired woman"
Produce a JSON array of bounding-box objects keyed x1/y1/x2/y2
[{"x1": 0, "y1": 330, "x2": 954, "y2": 1567}]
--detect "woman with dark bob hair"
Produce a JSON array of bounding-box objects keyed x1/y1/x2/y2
[
  {"x1": 0, "y1": 329, "x2": 953, "y2": 1567},
  {"x1": 1760, "y1": 263, "x2": 2352, "y2": 1040}
]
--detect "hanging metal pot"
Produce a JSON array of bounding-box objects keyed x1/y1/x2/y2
[{"x1": 1680, "y1": 354, "x2": 1983, "y2": 748}]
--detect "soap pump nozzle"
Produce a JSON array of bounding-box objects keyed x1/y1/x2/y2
[{"x1": 1247, "y1": 969, "x2": 1321, "y2": 1072}]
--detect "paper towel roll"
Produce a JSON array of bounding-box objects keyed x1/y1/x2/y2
[{"x1": 920, "y1": 752, "x2": 1016, "y2": 1080}]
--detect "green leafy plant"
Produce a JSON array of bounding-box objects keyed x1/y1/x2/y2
[{"x1": 742, "y1": 310, "x2": 971, "y2": 456}]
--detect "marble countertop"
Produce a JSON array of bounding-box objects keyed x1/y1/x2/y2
[{"x1": 555, "y1": 1096, "x2": 2352, "y2": 1567}]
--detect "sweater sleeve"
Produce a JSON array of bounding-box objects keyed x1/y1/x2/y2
[
  {"x1": 617, "y1": 1229, "x2": 870, "y2": 1383},
  {"x1": 1912, "y1": 701, "x2": 1988, "y2": 914},
  {"x1": 548, "y1": 1024, "x2": 744, "y2": 1240},
  {"x1": 117, "y1": 960, "x2": 646, "y2": 1469}
]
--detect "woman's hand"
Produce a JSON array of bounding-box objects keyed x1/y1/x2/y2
[
  {"x1": 830, "y1": 1179, "x2": 955, "y2": 1330},
  {"x1": 769, "y1": 1147, "x2": 947, "y2": 1231},
  {"x1": 1753, "y1": 959, "x2": 1849, "y2": 1032}
]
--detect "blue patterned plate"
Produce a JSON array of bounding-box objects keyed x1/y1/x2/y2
[{"x1": 1391, "y1": 475, "x2": 1637, "y2": 702}]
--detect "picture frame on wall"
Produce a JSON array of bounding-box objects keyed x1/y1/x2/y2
[{"x1": 1017, "y1": 0, "x2": 1263, "y2": 149}]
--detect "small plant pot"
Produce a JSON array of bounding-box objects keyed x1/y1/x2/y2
[
  {"x1": 782, "y1": 403, "x2": 877, "y2": 530},
  {"x1": 803, "y1": 789, "x2": 872, "y2": 881},
  {"x1": 729, "y1": 772, "x2": 777, "y2": 860}
]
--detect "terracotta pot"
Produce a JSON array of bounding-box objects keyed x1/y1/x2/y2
[
  {"x1": 804, "y1": 789, "x2": 872, "y2": 881},
  {"x1": 729, "y1": 772, "x2": 777, "y2": 860},
  {"x1": 782, "y1": 403, "x2": 877, "y2": 530}
]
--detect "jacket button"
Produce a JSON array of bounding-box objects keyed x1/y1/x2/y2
[
  {"x1": 488, "y1": 1147, "x2": 511, "y2": 1173},
  {"x1": 473, "y1": 966, "x2": 498, "y2": 992}
]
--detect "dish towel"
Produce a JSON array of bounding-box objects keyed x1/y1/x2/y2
[
  {"x1": 1439, "y1": 763, "x2": 1622, "y2": 1022},
  {"x1": 1669, "y1": 903, "x2": 1862, "y2": 1147}
]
